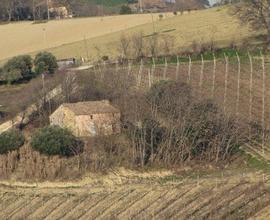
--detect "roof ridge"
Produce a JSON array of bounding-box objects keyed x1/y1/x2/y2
[{"x1": 61, "y1": 100, "x2": 119, "y2": 115}]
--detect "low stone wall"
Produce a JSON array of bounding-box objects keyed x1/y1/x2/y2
[{"x1": 0, "y1": 85, "x2": 62, "y2": 134}]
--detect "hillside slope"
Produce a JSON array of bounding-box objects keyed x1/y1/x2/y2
[
  {"x1": 0, "y1": 6, "x2": 260, "y2": 64},
  {"x1": 47, "y1": 6, "x2": 258, "y2": 61},
  {"x1": 0, "y1": 13, "x2": 171, "y2": 63}
]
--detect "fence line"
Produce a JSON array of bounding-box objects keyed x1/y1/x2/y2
[
  {"x1": 148, "y1": 68, "x2": 152, "y2": 88},
  {"x1": 212, "y1": 52, "x2": 216, "y2": 99},
  {"x1": 138, "y1": 59, "x2": 143, "y2": 86},
  {"x1": 261, "y1": 51, "x2": 266, "y2": 154},
  {"x1": 176, "y1": 56, "x2": 180, "y2": 81},
  {"x1": 118, "y1": 52, "x2": 269, "y2": 158},
  {"x1": 236, "y1": 52, "x2": 241, "y2": 123},
  {"x1": 223, "y1": 53, "x2": 229, "y2": 114},
  {"x1": 188, "y1": 55, "x2": 192, "y2": 83},
  {"x1": 163, "y1": 57, "x2": 168, "y2": 79},
  {"x1": 199, "y1": 54, "x2": 204, "y2": 97},
  {"x1": 248, "y1": 52, "x2": 253, "y2": 139},
  {"x1": 127, "y1": 60, "x2": 132, "y2": 76}
]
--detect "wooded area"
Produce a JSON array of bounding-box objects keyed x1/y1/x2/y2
[{"x1": 0, "y1": 0, "x2": 105, "y2": 21}]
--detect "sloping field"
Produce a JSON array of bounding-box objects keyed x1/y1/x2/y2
[
  {"x1": 0, "y1": 172, "x2": 270, "y2": 220},
  {"x1": 0, "y1": 6, "x2": 259, "y2": 64},
  {"x1": 0, "y1": 13, "x2": 171, "y2": 63},
  {"x1": 47, "y1": 6, "x2": 258, "y2": 61}
]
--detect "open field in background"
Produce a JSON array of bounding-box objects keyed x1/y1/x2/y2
[
  {"x1": 42, "y1": 6, "x2": 260, "y2": 61},
  {"x1": 1, "y1": 4, "x2": 270, "y2": 219},
  {"x1": 0, "y1": 6, "x2": 260, "y2": 66},
  {"x1": 0, "y1": 13, "x2": 173, "y2": 65},
  {"x1": 1, "y1": 171, "x2": 270, "y2": 220}
]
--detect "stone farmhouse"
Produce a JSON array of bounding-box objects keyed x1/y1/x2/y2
[
  {"x1": 50, "y1": 100, "x2": 121, "y2": 137},
  {"x1": 49, "y1": 6, "x2": 70, "y2": 19}
]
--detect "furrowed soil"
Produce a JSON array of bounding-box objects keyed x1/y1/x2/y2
[{"x1": 0, "y1": 170, "x2": 270, "y2": 220}]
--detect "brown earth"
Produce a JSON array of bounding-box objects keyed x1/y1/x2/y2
[{"x1": 0, "y1": 170, "x2": 270, "y2": 219}]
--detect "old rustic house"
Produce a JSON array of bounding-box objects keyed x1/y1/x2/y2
[
  {"x1": 57, "y1": 58, "x2": 76, "y2": 70},
  {"x1": 49, "y1": 6, "x2": 69, "y2": 19},
  {"x1": 50, "y1": 100, "x2": 121, "y2": 137}
]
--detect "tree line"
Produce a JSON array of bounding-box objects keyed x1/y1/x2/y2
[
  {"x1": 0, "y1": 52, "x2": 58, "y2": 84},
  {"x1": 0, "y1": 0, "x2": 109, "y2": 21}
]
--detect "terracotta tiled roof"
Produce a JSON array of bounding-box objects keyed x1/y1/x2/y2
[{"x1": 62, "y1": 100, "x2": 120, "y2": 115}]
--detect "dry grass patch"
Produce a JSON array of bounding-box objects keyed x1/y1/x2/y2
[
  {"x1": 0, "y1": 6, "x2": 261, "y2": 65},
  {"x1": 0, "y1": 13, "x2": 173, "y2": 64}
]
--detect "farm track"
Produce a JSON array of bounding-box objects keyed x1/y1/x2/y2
[{"x1": 1, "y1": 177, "x2": 270, "y2": 220}]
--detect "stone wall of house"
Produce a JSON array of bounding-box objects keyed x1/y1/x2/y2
[
  {"x1": 50, "y1": 106, "x2": 76, "y2": 132},
  {"x1": 75, "y1": 112, "x2": 121, "y2": 137}
]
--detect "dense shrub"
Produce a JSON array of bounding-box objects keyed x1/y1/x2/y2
[
  {"x1": 31, "y1": 126, "x2": 83, "y2": 156},
  {"x1": 186, "y1": 100, "x2": 239, "y2": 159},
  {"x1": 125, "y1": 118, "x2": 166, "y2": 165},
  {"x1": 119, "y1": 5, "x2": 132, "y2": 14},
  {"x1": 0, "y1": 67, "x2": 2, "y2": 75},
  {"x1": 3, "y1": 55, "x2": 33, "y2": 83},
  {"x1": 129, "y1": 91, "x2": 241, "y2": 165},
  {"x1": 147, "y1": 80, "x2": 192, "y2": 117},
  {"x1": 34, "y1": 52, "x2": 58, "y2": 75},
  {"x1": 0, "y1": 130, "x2": 25, "y2": 154}
]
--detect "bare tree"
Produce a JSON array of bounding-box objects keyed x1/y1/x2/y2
[
  {"x1": 62, "y1": 71, "x2": 78, "y2": 103},
  {"x1": 147, "y1": 34, "x2": 159, "y2": 58},
  {"x1": 132, "y1": 32, "x2": 144, "y2": 60},
  {"x1": 233, "y1": 0, "x2": 270, "y2": 45},
  {"x1": 118, "y1": 33, "x2": 130, "y2": 60},
  {"x1": 1, "y1": 0, "x2": 14, "y2": 21},
  {"x1": 160, "y1": 35, "x2": 175, "y2": 56}
]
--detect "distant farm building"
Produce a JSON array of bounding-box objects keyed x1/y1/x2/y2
[
  {"x1": 50, "y1": 100, "x2": 121, "y2": 137},
  {"x1": 57, "y1": 58, "x2": 76, "y2": 70},
  {"x1": 49, "y1": 6, "x2": 71, "y2": 19},
  {"x1": 134, "y1": 0, "x2": 175, "y2": 12}
]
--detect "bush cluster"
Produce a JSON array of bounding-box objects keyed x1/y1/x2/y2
[
  {"x1": 0, "y1": 52, "x2": 58, "y2": 84},
  {"x1": 147, "y1": 80, "x2": 192, "y2": 116},
  {"x1": 34, "y1": 52, "x2": 58, "y2": 75},
  {"x1": 119, "y1": 5, "x2": 132, "y2": 14},
  {"x1": 125, "y1": 80, "x2": 241, "y2": 166},
  {"x1": 31, "y1": 126, "x2": 83, "y2": 157},
  {"x1": 2, "y1": 55, "x2": 33, "y2": 84},
  {"x1": 0, "y1": 129, "x2": 25, "y2": 154}
]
